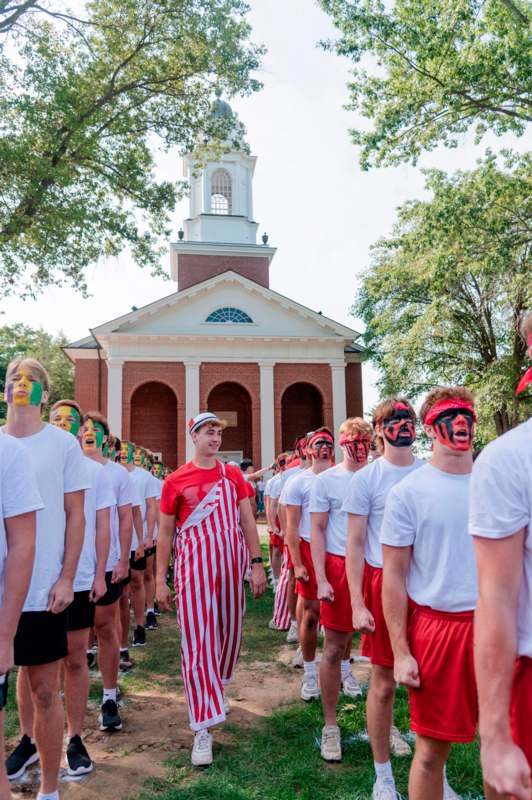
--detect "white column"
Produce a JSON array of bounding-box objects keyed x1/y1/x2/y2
[
  {"x1": 259, "y1": 361, "x2": 275, "y2": 467},
  {"x1": 107, "y1": 358, "x2": 124, "y2": 438},
  {"x1": 185, "y1": 360, "x2": 201, "y2": 461},
  {"x1": 331, "y1": 363, "x2": 347, "y2": 462}
]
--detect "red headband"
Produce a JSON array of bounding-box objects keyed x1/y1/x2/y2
[
  {"x1": 339, "y1": 433, "x2": 371, "y2": 446},
  {"x1": 424, "y1": 399, "x2": 477, "y2": 426},
  {"x1": 309, "y1": 431, "x2": 334, "y2": 448},
  {"x1": 394, "y1": 402, "x2": 410, "y2": 412}
]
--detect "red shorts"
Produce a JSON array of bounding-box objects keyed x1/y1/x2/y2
[
  {"x1": 361, "y1": 562, "x2": 394, "y2": 668},
  {"x1": 295, "y1": 539, "x2": 317, "y2": 601},
  {"x1": 269, "y1": 532, "x2": 284, "y2": 552},
  {"x1": 409, "y1": 605, "x2": 477, "y2": 742},
  {"x1": 320, "y1": 553, "x2": 353, "y2": 634},
  {"x1": 511, "y1": 656, "x2": 532, "y2": 767}
]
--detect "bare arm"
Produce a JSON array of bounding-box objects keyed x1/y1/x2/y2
[
  {"x1": 239, "y1": 497, "x2": 267, "y2": 598},
  {"x1": 132, "y1": 505, "x2": 144, "y2": 559},
  {"x1": 92, "y1": 507, "x2": 110, "y2": 602},
  {"x1": 155, "y1": 511, "x2": 175, "y2": 611},
  {"x1": 48, "y1": 489, "x2": 85, "y2": 613},
  {"x1": 310, "y1": 511, "x2": 333, "y2": 601},
  {"x1": 473, "y1": 531, "x2": 531, "y2": 800},
  {"x1": 268, "y1": 497, "x2": 279, "y2": 531},
  {"x1": 144, "y1": 496, "x2": 158, "y2": 547},
  {"x1": 278, "y1": 503, "x2": 287, "y2": 536},
  {"x1": 382, "y1": 543, "x2": 419, "y2": 687},
  {"x1": 285, "y1": 504, "x2": 303, "y2": 574},
  {"x1": 0, "y1": 511, "x2": 37, "y2": 674},
  {"x1": 113, "y1": 503, "x2": 133, "y2": 583},
  {"x1": 346, "y1": 513, "x2": 374, "y2": 634}
]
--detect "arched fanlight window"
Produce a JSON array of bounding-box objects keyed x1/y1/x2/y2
[
  {"x1": 210, "y1": 168, "x2": 232, "y2": 215},
  {"x1": 206, "y1": 307, "x2": 253, "y2": 323}
]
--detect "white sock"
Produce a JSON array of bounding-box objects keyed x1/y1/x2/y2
[
  {"x1": 146, "y1": 607, "x2": 154, "y2": 615},
  {"x1": 102, "y1": 687, "x2": 117, "y2": 703},
  {"x1": 341, "y1": 659, "x2": 351, "y2": 679},
  {"x1": 303, "y1": 660, "x2": 317, "y2": 678},
  {"x1": 374, "y1": 760, "x2": 394, "y2": 784},
  {"x1": 37, "y1": 792, "x2": 59, "y2": 800}
]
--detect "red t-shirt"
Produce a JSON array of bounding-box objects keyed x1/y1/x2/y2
[
  {"x1": 244, "y1": 477, "x2": 256, "y2": 498},
  {"x1": 160, "y1": 460, "x2": 249, "y2": 528}
]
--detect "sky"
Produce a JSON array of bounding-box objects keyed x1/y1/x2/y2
[{"x1": 1, "y1": 0, "x2": 527, "y2": 412}]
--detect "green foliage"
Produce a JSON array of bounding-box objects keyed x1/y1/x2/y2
[
  {"x1": 355, "y1": 151, "x2": 532, "y2": 441},
  {"x1": 0, "y1": 0, "x2": 263, "y2": 296},
  {"x1": 319, "y1": 0, "x2": 531, "y2": 168},
  {"x1": 0, "y1": 324, "x2": 73, "y2": 423}
]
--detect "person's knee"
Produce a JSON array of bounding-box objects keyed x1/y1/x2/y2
[
  {"x1": 323, "y1": 638, "x2": 346, "y2": 664},
  {"x1": 64, "y1": 651, "x2": 86, "y2": 675},
  {"x1": 31, "y1": 680, "x2": 58, "y2": 711},
  {"x1": 303, "y1": 606, "x2": 319, "y2": 629},
  {"x1": 95, "y1": 615, "x2": 116, "y2": 642},
  {"x1": 414, "y1": 740, "x2": 448, "y2": 774},
  {"x1": 370, "y1": 668, "x2": 396, "y2": 704}
]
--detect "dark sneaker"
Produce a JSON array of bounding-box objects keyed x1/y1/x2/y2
[
  {"x1": 66, "y1": 735, "x2": 93, "y2": 775},
  {"x1": 132, "y1": 625, "x2": 146, "y2": 646},
  {"x1": 119, "y1": 650, "x2": 134, "y2": 671},
  {"x1": 153, "y1": 602, "x2": 161, "y2": 616},
  {"x1": 99, "y1": 699, "x2": 122, "y2": 732},
  {"x1": 6, "y1": 734, "x2": 39, "y2": 780},
  {"x1": 87, "y1": 649, "x2": 96, "y2": 670},
  {"x1": 146, "y1": 611, "x2": 158, "y2": 630}
]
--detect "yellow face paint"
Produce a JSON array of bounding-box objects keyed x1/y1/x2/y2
[
  {"x1": 82, "y1": 418, "x2": 105, "y2": 452},
  {"x1": 50, "y1": 405, "x2": 81, "y2": 436},
  {"x1": 6, "y1": 368, "x2": 43, "y2": 407}
]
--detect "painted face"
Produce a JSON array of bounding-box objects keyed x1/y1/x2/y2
[
  {"x1": 308, "y1": 435, "x2": 334, "y2": 461},
  {"x1": 6, "y1": 367, "x2": 43, "y2": 407},
  {"x1": 340, "y1": 434, "x2": 371, "y2": 464},
  {"x1": 152, "y1": 463, "x2": 163, "y2": 478},
  {"x1": 382, "y1": 409, "x2": 416, "y2": 448},
  {"x1": 120, "y1": 440, "x2": 134, "y2": 465},
  {"x1": 294, "y1": 437, "x2": 308, "y2": 459},
  {"x1": 82, "y1": 418, "x2": 105, "y2": 453},
  {"x1": 432, "y1": 409, "x2": 475, "y2": 451},
  {"x1": 133, "y1": 447, "x2": 145, "y2": 467},
  {"x1": 50, "y1": 405, "x2": 81, "y2": 437}
]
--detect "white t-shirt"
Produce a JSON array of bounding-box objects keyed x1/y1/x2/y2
[
  {"x1": 0, "y1": 434, "x2": 44, "y2": 606},
  {"x1": 3, "y1": 424, "x2": 90, "y2": 612},
  {"x1": 267, "y1": 474, "x2": 282, "y2": 501},
  {"x1": 128, "y1": 466, "x2": 158, "y2": 544},
  {"x1": 342, "y1": 457, "x2": 423, "y2": 568},
  {"x1": 270, "y1": 466, "x2": 302, "y2": 500},
  {"x1": 381, "y1": 463, "x2": 477, "y2": 612},
  {"x1": 309, "y1": 464, "x2": 355, "y2": 556},
  {"x1": 103, "y1": 460, "x2": 135, "y2": 570},
  {"x1": 281, "y1": 469, "x2": 319, "y2": 542},
  {"x1": 75, "y1": 458, "x2": 114, "y2": 592},
  {"x1": 469, "y1": 418, "x2": 532, "y2": 657},
  {"x1": 149, "y1": 473, "x2": 162, "y2": 541}
]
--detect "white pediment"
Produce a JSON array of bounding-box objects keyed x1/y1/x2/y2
[{"x1": 91, "y1": 272, "x2": 360, "y2": 342}]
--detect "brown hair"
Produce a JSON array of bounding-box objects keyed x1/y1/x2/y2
[
  {"x1": 50, "y1": 398, "x2": 83, "y2": 418},
  {"x1": 372, "y1": 396, "x2": 416, "y2": 426},
  {"x1": 339, "y1": 417, "x2": 372, "y2": 438},
  {"x1": 82, "y1": 410, "x2": 110, "y2": 437},
  {"x1": 520, "y1": 310, "x2": 532, "y2": 341},
  {"x1": 6, "y1": 358, "x2": 50, "y2": 395},
  {"x1": 420, "y1": 386, "x2": 475, "y2": 424}
]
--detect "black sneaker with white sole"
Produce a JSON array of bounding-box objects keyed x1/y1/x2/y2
[
  {"x1": 6, "y1": 734, "x2": 39, "y2": 780},
  {"x1": 132, "y1": 625, "x2": 146, "y2": 646},
  {"x1": 119, "y1": 649, "x2": 134, "y2": 671},
  {"x1": 146, "y1": 611, "x2": 158, "y2": 630},
  {"x1": 66, "y1": 735, "x2": 93, "y2": 775},
  {"x1": 99, "y1": 699, "x2": 122, "y2": 731}
]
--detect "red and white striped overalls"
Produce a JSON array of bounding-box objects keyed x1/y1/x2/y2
[
  {"x1": 272, "y1": 546, "x2": 291, "y2": 630},
  {"x1": 174, "y1": 463, "x2": 248, "y2": 731}
]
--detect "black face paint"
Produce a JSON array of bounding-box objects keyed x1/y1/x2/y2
[
  {"x1": 309, "y1": 437, "x2": 334, "y2": 460},
  {"x1": 382, "y1": 409, "x2": 416, "y2": 448},
  {"x1": 433, "y1": 409, "x2": 475, "y2": 451}
]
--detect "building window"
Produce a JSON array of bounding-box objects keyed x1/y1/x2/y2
[
  {"x1": 211, "y1": 168, "x2": 232, "y2": 215},
  {"x1": 206, "y1": 307, "x2": 253, "y2": 324}
]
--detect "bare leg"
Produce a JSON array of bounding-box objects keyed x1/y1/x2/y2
[
  {"x1": 287, "y1": 570, "x2": 297, "y2": 619},
  {"x1": 15, "y1": 669, "x2": 34, "y2": 737},
  {"x1": 130, "y1": 570, "x2": 146, "y2": 627},
  {"x1": 271, "y1": 547, "x2": 282, "y2": 581},
  {"x1": 299, "y1": 597, "x2": 320, "y2": 662},
  {"x1": 409, "y1": 734, "x2": 452, "y2": 800},
  {"x1": 144, "y1": 555, "x2": 155, "y2": 610},
  {"x1": 320, "y1": 628, "x2": 351, "y2": 726},
  {"x1": 26, "y1": 662, "x2": 63, "y2": 796},
  {"x1": 119, "y1": 589, "x2": 130, "y2": 649},
  {"x1": 0, "y1": 710, "x2": 12, "y2": 800},
  {"x1": 64, "y1": 628, "x2": 90, "y2": 737},
  {"x1": 367, "y1": 665, "x2": 396, "y2": 762},
  {"x1": 95, "y1": 603, "x2": 120, "y2": 690}
]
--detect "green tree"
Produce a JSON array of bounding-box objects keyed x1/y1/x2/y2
[
  {"x1": 355, "y1": 151, "x2": 532, "y2": 441},
  {"x1": 319, "y1": 0, "x2": 531, "y2": 168},
  {"x1": 0, "y1": 325, "x2": 73, "y2": 424},
  {"x1": 0, "y1": 0, "x2": 263, "y2": 297}
]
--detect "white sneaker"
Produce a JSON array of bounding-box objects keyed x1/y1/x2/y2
[
  {"x1": 300, "y1": 674, "x2": 320, "y2": 701},
  {"x1": 320, "y1": 725, "x2": 342, "y2": 761},
  {"x1": 191, "y1": 729, "x2": 213, "y2": 767},
  {"x1": 223, "y1": 695, "x2": 231, "y2": 715},
  {"x1": 268, "y1": 618, "x2": 279, "y2": 631},
  {"x1": 342, "y1": 672, "x2": 363, "y2": 698},
  {"x1": 286, "y1": 620, "x2": 299, "y2": 644},
  {"x1": 291, "y1": 646, "x2": 304, "y2": 668},
  {"x1": 443, "y1": 777, "x2": 461, "y2": 800},
  {"x1": 372, "y1": 780, "x2": 400, "y2": 800}
]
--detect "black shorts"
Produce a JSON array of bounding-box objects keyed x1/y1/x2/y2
[
  {"x1": 129, "y1": 551, "x2": 147, "y2": 571},
  {"x1": 95, "y1": 571, "x2": 123, "y2": 606},
  {"x1": 144, "y1": 545, "x2": 156, "y2": 558},
  {"x1": 14, "y1": 611, "x2": 68, "y2": 666},
  {"x1": 67, "y1": 591, "x2": 95, "y2": 632},
  {"x1": 0, "y1": 674, "x2": 8, "y2": 711}
]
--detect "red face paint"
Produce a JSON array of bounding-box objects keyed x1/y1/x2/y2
[
  {"x1": 432, "y1": 408, "x2": 475, "y2": 451},
  {"x1": 308, "y1": 432, "x2": 335, "y2": 461},
  {"x1": 424, "y1": 399, "x2": 477, "y2": 427},
  {"x1": 340, "y1": 434, "x2": 371, "y2": 464},
  {"x1": 382, "y1": 408, "x2": 416, "y2": 448}
]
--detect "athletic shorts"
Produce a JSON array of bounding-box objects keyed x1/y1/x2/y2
[
  {"x1": 145, "y1": 545, "x2": 156, "y2": 558},
  {"x1": 361, "y1": 562, "x2": 394, "y2": 668},
  {"x1": 408, "y1": 605, "x2": 477, "y2": 742},
  {"x1": 0, "y1": 674, "x2": 8, "y2": 711},
  {"x1": 295, "y1": 539, "x2": 318, "y2": 601},
  {"x1": 96, "y1": 570, "x2": 123, "y2": 606},
  {"x1": 511, "y1": 656, "x2": 532, "y2": 768},
  {"x1": 67, "y1": 590, "x2": 95, "y2": 632},
  {"x1": 270, "y1": 532, "x2": 284, "y2": 552},
  {"x1": 14, "y1": 610, "x2": 68, "y2": 666},
  {"x1": 320, "y1": 553, "x2": 354, "y2": 634},
  {"x1": 129, "y1": 551, "x2": 147, "y2": 571}
]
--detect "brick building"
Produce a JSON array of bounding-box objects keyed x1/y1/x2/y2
[{"x1": 65, "y1": 104, "x2": 364, "y2": 468}]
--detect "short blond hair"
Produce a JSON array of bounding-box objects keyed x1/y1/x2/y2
[
  {"x1": 372, "y1": 396, "x2": 416, "y2": 426},
  {"x1": 339, "y1": 417, "x2": 372, "y2": 438}
]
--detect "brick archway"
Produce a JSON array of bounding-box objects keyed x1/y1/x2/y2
[
  {"x1": 281, "y1": 382, "x2": 324, "y2": 451},
  {"x1": 274, "y1": 364, "x2": 333, "y2": 455},
  {"x1": 130, "y1": 381, "x2": 179, "y2": 469},
  {"x1": 207, "y1": 382, "x2": 253, "y2": 462}
]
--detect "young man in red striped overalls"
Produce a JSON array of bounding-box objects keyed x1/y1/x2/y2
[{"x1": 156, "y1": 412, "x2": 267, "y2": 766}]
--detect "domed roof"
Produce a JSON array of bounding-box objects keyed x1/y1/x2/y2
[{"x1": 212, "y1": 91, "x2": 233, "y2": 119}]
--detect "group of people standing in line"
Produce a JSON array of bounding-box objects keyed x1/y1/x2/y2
[{"x1": 0, "y1": 308, "x2": 531, "y2": 800}]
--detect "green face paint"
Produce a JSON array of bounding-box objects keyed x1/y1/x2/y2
[
  {"x1": 7, "y1": 368, "x2": 44, "y2": 407},
  {"x1": 82, "y1": 418, "x2": 106, "y2": 453},
  {"x1": 50, "y1": 404, "x2": 81, "y2": 436}
]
